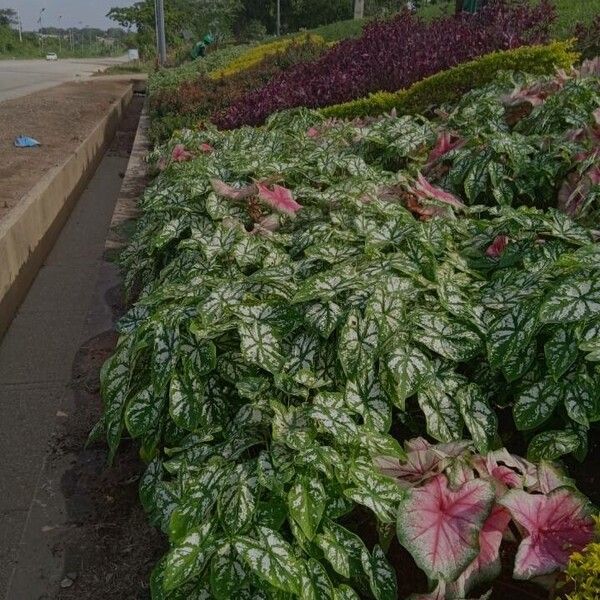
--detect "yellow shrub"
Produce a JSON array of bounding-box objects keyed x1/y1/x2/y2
[
  {"x1": 209, "y1": 34, "x2": 324, "y2": 80},
  {"x1": 565, "y1": 516, "x2": 600, "y2": 600},
  {"x1": 320, "y1": 41, "x2": 578, "y2": 120}
]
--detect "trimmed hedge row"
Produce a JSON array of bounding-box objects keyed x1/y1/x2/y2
[
  {"x1": 320, "y1": 40, "x2": 578, "y2": 119},
  {"x1": 208, "y1": 34, "x2": 323, "y2": 79}
]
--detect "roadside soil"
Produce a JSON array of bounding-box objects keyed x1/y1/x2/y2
[{"x1": 0, "y1": 79, "x2": 131, "y2": 222}]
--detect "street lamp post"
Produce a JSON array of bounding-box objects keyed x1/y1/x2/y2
[
  {"x1": 154, "y1": 0, "x2": 167, "y2": 66},
  {"x1": 16, "y1": 9, "x2": 22, "y2": 42},
  {"x1": 38, "y1": 8, "x2": 46, "y2": 48}
]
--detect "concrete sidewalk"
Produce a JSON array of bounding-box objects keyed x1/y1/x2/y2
[{"x1": 0, "y1": 118, "x2": 133, "y2": 598}]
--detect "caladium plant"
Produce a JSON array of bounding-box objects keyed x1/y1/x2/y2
[
  {"x1": 383, "y1": 439, "x2": 595, "y2": 598},
  {"x1": 99, "y1": 67, "x2": 600, "y2": 598}
]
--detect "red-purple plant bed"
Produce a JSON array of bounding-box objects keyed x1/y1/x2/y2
[{"x1": 213, "y1": 0, "x2": 556, "y2": 130}]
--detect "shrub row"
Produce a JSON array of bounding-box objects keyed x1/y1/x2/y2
[
  {"x1": 208, "y1": 34, "x2": 323, "y2": 79},
  {"x1": 149, "y1": 36, "x2": 327, "y2": 143},
  {"x1": 212, "y1": 0, "x2": 557, "y2": 129},
  {"x1": 320, "y1": 41, "x2": 577, "y2": 119}
]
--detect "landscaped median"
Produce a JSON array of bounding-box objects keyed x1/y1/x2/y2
[{"x1": 96, "y1": 55, "x2": 600, "y2": 598}]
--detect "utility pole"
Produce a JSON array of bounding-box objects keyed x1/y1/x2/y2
[
  {"x1": 276, "y1": 0, "x2": 281, "y2": 36},
  {"x1": 154, "y1": 0, "x2": 167, "y2": 66},
  {"x1": 16, "y1": 9, "x2": 22, "y2": 42},
  {"x1": 58, "y1": 15, "x2": 63, "y2": 53},
  {"x1": 354, "y1": 0, "x2": 365, "y2": 19}
]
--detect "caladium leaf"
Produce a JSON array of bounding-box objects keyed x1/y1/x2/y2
[
  {"x1": 360, "y1": 545, "x2": 397, "y2": 600},
  {"x1": 169, "y1": 371, "x2": 204, "y2": 431},
  {"x1": 125, "y1": 384, "x2": 165, "y2": 439},
  {"x1": 210, "y1": 543, "x2": 249, "y2": 600},
  {"x1": 414, "y1": 311, "x2": 481, "y2": 362},
  {"x1": 418, "y1": 381, "x2": 464, "y2": 443},
  {"x1": 383, "y1": 343, "x2": 431, "y2": 410},
  {"x1": 238, "y1": 321, "x2": 284, "y2": 373},
  {"x1": 539, "y1": 276, "x2": 600, "y2": 323},
  {"x1": 487, "y1": 300, "x2": 539, "y2": 382},
  {"x1": 449, "y1": 505, "x2": 512, "y2": 597},
  {"x1": 346, "y1": 457, "x2": 406, "y2": 523},
  {"x1": 544, "y1": 325, "x2": 579, "y2": 381},
  {"x1": 345, "y1": 369, "x2": 391, "y2": 433},
  {"x1": 456, "y1": 384, "x2": 498, "y2": 454},
  {"x1": 338, "y1": 310, "x2": 379, "y2": 377},
  {"x1": 333, "y1": 585, "x2": 361, "y2": 600},
  {"x1": 288, "y1": 475, "x2": 327, "y2": 541},
  {"x1": 526, "y1": 429, "x2": 581, "y2": 461},
  {"x1": 256, "y1": 181, "x2": 303, "y2": 216},
  {"x1": 562, "y1": 372, "x2": 596, "y2": 426},
  {"x1": 315, "y1": 520, "x2": 366, "y2": 579},
  {"x1": 304, "y1": 301, "x2": 343, "y2": 339},
  {"x1": 513, "y1": 377, "x2": 562, "y2": 431},
  {"x1": 152, "y1": 322, "x2": 180, "y2": 395},
  {"x1": 500, "y1": 487, "x2": 595, "y2": 579},
  {"x1": 163, "y1": 522, "x2": 216, "y2": 591},
  {"x1": 300, "y1": 558, "x2": 334, "y2": 600},
  {"x1": 217, "y1": 463, "x2": 257, "y2": 535},
  {"x1": 234, "y1": 527, "x2": 304, "y2": 595},
  {"x1": 396, "y1": 474, "x2": 495, "y2": 581}
]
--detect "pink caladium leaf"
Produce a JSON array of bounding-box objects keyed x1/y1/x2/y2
[
  {"x1": 210, "y1": 178, "x2": 257, "y2": 201},
  {"x1": 171, "y1": 144, "x2": 193, "y2": 162},
  {"x1": 396, "y1": 474, "x2": 495, "y2": 581},
  {"x1": 306, "y1": 127, "x2": 320, "y2": 138},
  {"x1": 449, "y1": 505, "x2": 512, "y2": 597},
  {"x1": 199, "y1": 143, "x2": 214, "y2": 154},
  {"x1": 499, "y1": 487, "x2": 595, "y2": 580},
  {"x1": 412, "y1": 173, "x2": 465, "y2": 210},
  {"x1": 485, "y1": 235, "x2": 509, "y2": 258},
  {"x1": 472, "y1": 448, "x2": 536, "y2": 495},
  {"x1": 427, "y1": 131, "x2": 463, "y2": 164},
  {"x1": 256, "y1": 182, "x2": 302, "y2": 216},
  {"x1": 251, "y1": 214, "x2": 281, "y2": 236}
]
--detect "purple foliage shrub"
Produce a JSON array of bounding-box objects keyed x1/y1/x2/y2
[{"x1": 213, "y1": 0, "x2": 556, "y2": 129}]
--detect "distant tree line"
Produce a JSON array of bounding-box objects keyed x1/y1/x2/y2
[{"x1": 107, "y1": 0, "x2": 428, "y2": 56}]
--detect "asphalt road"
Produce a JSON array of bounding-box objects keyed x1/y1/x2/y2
[{"x1": 0, "y1": 55, "x2": 129, "y2": 102}]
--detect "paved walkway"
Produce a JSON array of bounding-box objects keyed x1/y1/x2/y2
[{"x1": 0, "y1": 136, "x2": 129, "y2": 599}]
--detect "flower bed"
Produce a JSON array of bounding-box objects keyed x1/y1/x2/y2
[
  {"x1": 98, "y1": 63, "x2": 600, "y2": 598},
  {"x1": 212, "y1": 0, "x2": 556, "y2": 129}
]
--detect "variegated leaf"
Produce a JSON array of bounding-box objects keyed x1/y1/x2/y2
[
  {"x1": 163, "y1": 522, "x2": 215, "y2": 591},
  {"x1": 383, "y1": 343, "x2": 431, "y2": 410},
  {"x1": 339, "y1": 310, "x2": 379, "y2": 377},
  {"x1": 234, "y1": 527, "x2": 303, "y2": 595},
  {"x1": 456, "y1": 384, "x2": 498, "y2": 453},
  {"x1": 288, "y1": 475, "x2": 327, "y2": 541},
  {"x1": 218, "y1": 463, "x2": 258, "y2": 535},
  {"x1": 210, "y1": 544, "x2": 249, "y2": 600},
  {"x1": 513, "y1": 378, "x2": 562, "y2": 431},
  {"x1": 345, "y1": 369, "x2": 391, "y2": 433},
  {"x1": 238, "y1": 321, "x2": 284, "y2": 373},
  {"x1": 540, "y1": 277, "x2": 600, "y2": 323},
  {"x1": 169, "y1": 371, "x2": 204, "y2": 431},
  {"x1": 418, "y1": 381, "x2": 464, "y2": 443},
  {"x1": 361, "y1": 545, "x2": 397, "y2": 600},
  {"x1": 487, "y1": 300, "x2": 539, "y2": 382}
]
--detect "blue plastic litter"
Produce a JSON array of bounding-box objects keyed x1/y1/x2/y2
[{"x1": 14, "y1": 135, "x2": 41, "y2": 148}]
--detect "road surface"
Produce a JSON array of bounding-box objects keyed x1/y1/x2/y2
[{"x1": 0, "y1": 56, "x2": 129, "y2": 102}]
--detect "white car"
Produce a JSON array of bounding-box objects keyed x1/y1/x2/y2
[{"x1": 45, "y1": 52, "x2": 58, "y2": 61}]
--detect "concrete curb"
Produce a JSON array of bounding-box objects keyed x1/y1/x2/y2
[
  {"x1": 0, "y1": 84, "x2": 134, "y2": 339},
  {"x1": 105, "y1": 95, "x2": 150, "y2": 260}
]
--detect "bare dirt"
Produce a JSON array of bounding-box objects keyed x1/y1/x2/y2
[{"x1": 0, "y1": 79, "x2": 131, "y2": 221}]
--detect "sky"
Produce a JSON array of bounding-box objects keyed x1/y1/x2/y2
[{"x1": 4, "y1": 0, "x2": 137, "y2": 31}]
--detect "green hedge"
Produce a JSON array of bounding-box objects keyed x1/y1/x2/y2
[{"x1": 320, "y1": 41, "x2": 578, "y2": 120}]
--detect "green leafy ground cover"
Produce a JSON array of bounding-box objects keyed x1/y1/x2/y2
[{"x1": 98, "y1": 64, "x2": 600, "y2": 598}]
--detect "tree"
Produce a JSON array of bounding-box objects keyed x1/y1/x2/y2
[{"x1": 0, "y1": 8, "x2": 17, "y2": 27}]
